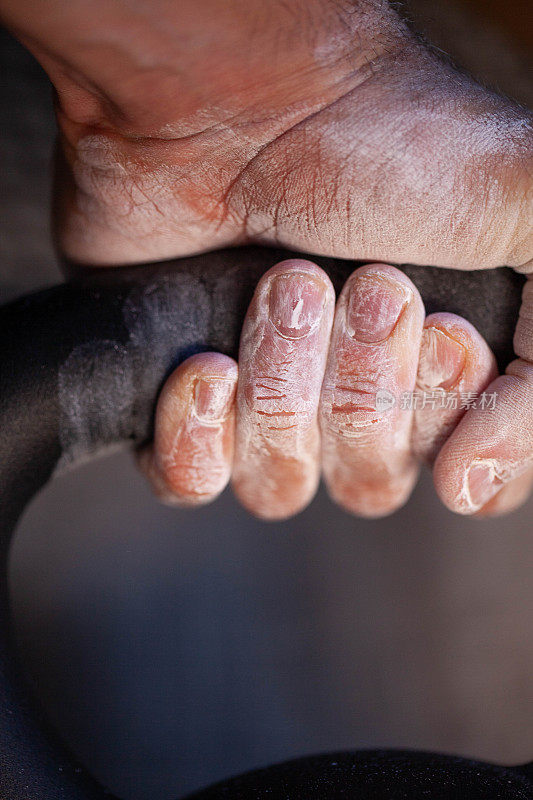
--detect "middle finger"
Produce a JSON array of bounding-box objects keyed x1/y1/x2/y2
[{"x1": 320, "y1": 263, "x2": 425, "y2": 517}]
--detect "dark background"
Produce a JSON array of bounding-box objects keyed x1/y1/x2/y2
[{"x1": 1, "y1": 1, "x2": 532, "y2": 797}]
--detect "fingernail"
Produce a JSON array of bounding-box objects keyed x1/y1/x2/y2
[
  {"x1": 269, "y1": 273, "x2": 325, "y2": 339},
  {"x1": 417, "y1": 327, "x2": 466, "y2": 390},
  {"x1": 347, "y1": 274, "x2": 409, "y2": 343},
  {"x1": 194, "y1": 378, "x2": 235, "y2": 423},
  {"x1": 467, "y1": 461, "x2": 500, "y2": 508}
]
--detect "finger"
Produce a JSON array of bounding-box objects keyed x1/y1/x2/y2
[
  {"x1": 320, "y1": 263, "x2": 425, "y2": 518},
  {"x1": 514, "y1": 274, "x2": 533, "y2": 359},
  {"x1": 474, "y1": 468, "x2": 533, "y2": 517},
  {"x1": 138, "y1": 352, "x2": 237, "y2": 506},
  {"x1": 412, "y1": 313, "x2": 498, "y2": 465},
  {"x1": 475, "y1": 274, "x2": 533, "y2": 515},
  {"x1": 232, "y1": 259, "x2": 335, "y2": 520},
  {"x1": 434, "y1": 358, "x2": 533, "y2": 514},
  {"x1": 435, "y1": 272, "x2": 533, "y2": 514},
  {"x1": 413, "y1": 313, "x2": 532, "y2": 518}
]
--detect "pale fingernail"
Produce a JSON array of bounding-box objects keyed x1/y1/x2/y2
[
  {"x1": 194, "y1": 378, "x2": 235, "y2": 423},
  {"x1": 467, "y1": 461, "x2": 501, "y2": 508},
  {"x1": 417, "y1": 327, "x2": 466, "y2": 390},
  {"x1": 269, "y1": 273, "x2": 325, "y2": 339},
  {"x1": 347, "y1": 274, "x2": 409, "y2": 343}
]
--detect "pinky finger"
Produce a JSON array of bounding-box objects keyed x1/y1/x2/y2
[{"x1": 138, "y1": 353, "x2": 238, "y2": 506}]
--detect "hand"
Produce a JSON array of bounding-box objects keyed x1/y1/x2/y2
[
  {"x1": 2, "y1": 0, "x2": 531, "y2": 512},
  {"x1": 140, "y1": 259, "x2": 532, "y2": 518},
  {"x1": 1, "y1": 0, "x2": 529, "y2": 270}
]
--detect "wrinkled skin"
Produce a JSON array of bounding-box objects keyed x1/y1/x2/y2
[
  {"x1": 140, "y1": 259, "x2": 532, "y2": 519},
  {"x1": 1, "y1": 0, "x2": 531, "y2": 516}
]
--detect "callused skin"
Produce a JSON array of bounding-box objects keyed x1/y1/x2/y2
[
  {"x1": 1, "y1": 0, "x2": 531, "y2": 516},
  {"x1": 319, "y1": 264, "x2": 425, "y2": 518},
  {"x1": 0, "y1": 0, "x2": 530, "y2": 270},
  {"x1": 232, "y1": 261, "x2": 336, "y2": 520},
  {"x1": 141, "y1": 261, "x2": 532, "y2": 519}
]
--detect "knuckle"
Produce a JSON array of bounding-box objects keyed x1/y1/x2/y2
[
  {"x1": 320, "y1": 377, "x2": 393, "y2": 439},
  {"x1": 164, "y1": 460, "x2": 227, "y2": 498},
  {"x1": 244, "y1": 375, "x2": 313, "y2": 434}
]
